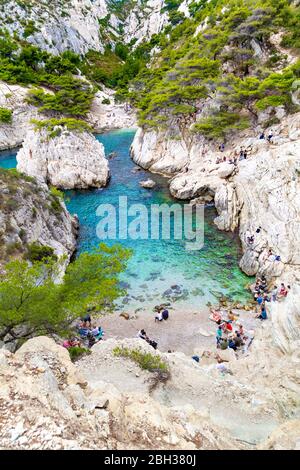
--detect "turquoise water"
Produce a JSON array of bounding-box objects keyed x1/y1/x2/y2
[
  {"x1": 0, "y1": 148, "x2": 18, "y2": 169},
  {"x1": 0, "y1": 129, "x2": 252, "y2": 312}
]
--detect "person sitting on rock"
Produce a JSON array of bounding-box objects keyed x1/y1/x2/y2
[
  {"x1": 137, "y1": 329, "x2": 149, "y2": 341},
  {"x1": 254, "y1": 279, "x2": 261, "y2": 293},
  {"x1": 259, "y1": 275, "x2": 268, "y2": 291},
  {"x1": 278, "y1": 283, "x2": 288, "y2": 300},
  {"x1": 63, "y1": 337, "x2": 80, "y2": 349},
  {"x1": 267, "y1": 131, "x2": 273, "y2": 143},
  {"x1": 219, "y1": 338, "x2": 229, "y2": 350},
  {"x1": 162, "y1": 309, "x2": 169, "y2": 320},
  {"x1": 81, "y1": 313, "x2": 92, "y2": 328},
  {"x1": 259, "y1": 133, "x2": 265, "y2": 140},
  {"x1": 271, "y1": 285, "x2": 278, "y2": 302},
  {"x1": 228, "y1": 335, "x2": 237, "y2": 351},
  {"x1": 255, "y1": 305, "x2": 267, "y2": 320},
  {"x1": 233, "y1": 333, "x2": 244, "y2": 348},
  {"x1": 210, "y1": 308, "x2": 222, "y2": 324},
  {"x1": 236, "y1": 323, "x2": 245, "y2": 339},
  {"x1": 91, "y1": 325, "x2": 104, "y2": 341},
  {"x1": 87, "y1": 332, "x2": 96, "y2": 348},
  {"x1": 155, "y1": 309, "x2": 163, "y2": 322},
  {"x1": 228, "y1": 310, "x2": 238, "y2": 322},
  {"x1": 216, "y1": 326, "x2": 223, "y2": 347},
  {"x1": 256, "y1": 293, "x2": 264, "y2": 307},
  {"x1": 224, "y1": 321, "x2": 233, "y2": 332}
]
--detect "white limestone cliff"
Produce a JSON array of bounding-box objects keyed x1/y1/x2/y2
[
  {"x1": 0, "y1": 172, "x2": 78, "y2": 268},
  {"x1": 124, "y1": 0, "x2": 169, "y2": 47},
  {"x1": 0, "y1": 0, "x2": 173, "y2": 55},
  {"x1": 16, "y1": 127, "x2": 110, "y2": 189},
  {"x1": 0, "y1": 82, "x2": 39, "y2": 151}
]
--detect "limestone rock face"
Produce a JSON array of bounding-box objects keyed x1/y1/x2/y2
[
  {"x1": 0, "y1": 0, "x2": 174, "y2": 56},
  {"x1": 0, "y1": 337, "x2": 245, "y2": 450},
  {"x1": 1, "y1": 307, "x2": 300, "y2": 451},
  {"x1": 16, "y1": 128, "x2": 110, "y2": 190},
  {"x1": 88, "y1": 88, "x2": 137, "y2": 132},
  {"x1": 132, "y1": 113, "x2": 300, "y2": 282},
  {"x1": 0, "y1": 0, "x2": 108, "y2": 56},
  {"x1": 124, "y1": 0, "x2": 169, "y2": 48},
  {"x1": 0, "y1": 170, "x2": 78, "y2": 267},
  {"x1": 131, "y1": 128, "x2": 189, "y2": 175},
  {"x1": 0, "y1": 82, "x2": 39, "y2": 151}
]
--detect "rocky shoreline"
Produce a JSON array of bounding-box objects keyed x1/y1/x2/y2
[{"x1": 131, "y1": 112, "x2": 300, "y2": 286}]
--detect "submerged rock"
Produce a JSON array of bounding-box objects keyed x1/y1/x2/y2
[
  {"x1": 17, "y1": 128, "x2": 110, "y2": 190},
  {"x1": 139, "y1": 178, "x2": 156, "y2": 189}
]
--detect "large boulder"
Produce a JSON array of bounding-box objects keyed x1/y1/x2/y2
[{"x1": 17, "y1": 127, "x2": 110, "y2": 189}]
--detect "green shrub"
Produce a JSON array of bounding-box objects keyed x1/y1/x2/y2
[
  {"x1": 0, "y1": 107, "x2": 12, "y2": 123},
  {"x1": 26, "y1": 243, "x2": 58, "y2": 263},
  {"x1": 102, "y1": 98, "x2": 111, "y2": 105},
  {"x1": 193, "y1": 112, "x2": 249, "y2": 139},
  {"x1": 68, "y1": 346, "x2": 91, "y2": 362},
  {"x1": 31, "y1": 118, "x2": 92, "y2": 137},
  {"x1": 50, "y1": 186, "x2": 64, "y2": 200},
  {"x1": 113, "y1": 346, "x2": 169, "y2": 373}
]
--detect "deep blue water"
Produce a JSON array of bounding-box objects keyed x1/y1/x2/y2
[{"x1": 0, "y1": 130, "x2": 252, "y2": 312}]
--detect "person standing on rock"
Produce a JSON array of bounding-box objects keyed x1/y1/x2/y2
[
  {"x1": 267, "y1": 131, "x2": 273, "y2": 143},
  {"x1": 271, "y1": 285, "x2": 278, "y2": 302}
]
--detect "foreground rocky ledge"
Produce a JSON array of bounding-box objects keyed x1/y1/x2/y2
[
  {"x1": 0, "y1": 285, "x2": 299, "y2": 450},
  {"x1": 17, "y1": 128, "x2": 110, "y2": 190}
]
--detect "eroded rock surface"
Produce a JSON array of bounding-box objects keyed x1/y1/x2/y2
[{"x1": 17, "y1": 128, "x2": 110, "y2": 189}]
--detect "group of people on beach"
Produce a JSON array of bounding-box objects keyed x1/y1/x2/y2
[
  {"x1": 210, "y1": 308, "x2": 252, "y2": 353},
  {"x1": 63, "y1": 313, "x2": 104, "y2": 350}
]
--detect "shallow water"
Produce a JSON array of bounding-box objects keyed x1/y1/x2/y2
[{"x1": 0, "y1": 129, "x2": 252, "y2": 312}]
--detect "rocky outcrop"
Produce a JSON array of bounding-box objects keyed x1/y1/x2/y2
[
  {"x1": 88, "y1": 87, "x2": 137, "y2": 132},
  {"x1": 0, "y1": 82, "x2": 39, "y2": 151},
  {"x1": 0, "y1": 169, "x2": 78, "y2": 266},
  {"x1": 132, "y1": 113, "x2": 300, "y2": 282},
  {"x1": 1, "y1": 291, "x2": 300, "y2": 451},
  {"x1": 0, "y1": 81, "x2": 136, "y2": 152},
  {"x1": 124, "y1": 0, "x2": 169, "y2": 48},
  {"x1": 131, "y1": 127, "x2": 190, "y2": 175},
  {"x1": 16, "y1": 128, "x2": 110, "y2": 189},
  {"x1": 140, "y1": 178, "x2": 156, "y2": 188},
  {"x1": 0, "y1": 0, "x2": 175, "y2": 55},
  {"x1": 0, "y1": 336, "x2": 245, "y2": 450},
  {"x1": 0, "y1": 0, "x2": 109, "y2": 56}
]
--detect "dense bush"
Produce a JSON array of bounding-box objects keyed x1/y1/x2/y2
[
  {"x1": 68, "y1": 346, "x2": 91, "y2": 362},
  {"x1": 31, "y1": 118, "x2": 92, "y2": 137},
  {"x1": 0, "y1": 107, "x2": 12, "y2": 123},
  {"x1": 113, "y1": 346, "x2": 169, "y2": 373},
  {"x1": 26, "y1": 243, "x2": 58, "y2": 263}
]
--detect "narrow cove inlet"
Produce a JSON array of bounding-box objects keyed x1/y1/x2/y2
[{"x1": 0, "y1": 129, "x2": 253, "y2": 316}]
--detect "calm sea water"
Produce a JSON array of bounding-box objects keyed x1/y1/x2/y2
[{"x1": 0, "y1": 129, "x2": 252, "y2": 312}]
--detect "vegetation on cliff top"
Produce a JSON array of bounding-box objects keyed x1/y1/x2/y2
[
  {"x1": 31, "y1": 118, "x2": 92, "y2": 138},
  {"x1": 128, "y1": 0, "x2": 300, "y2": 138}
]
